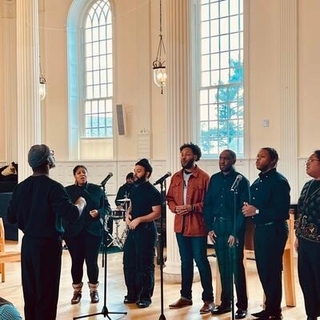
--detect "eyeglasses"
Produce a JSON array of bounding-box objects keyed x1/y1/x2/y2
[{"x1": 305, "y1": 158, "x2": 320, "y2": 164}]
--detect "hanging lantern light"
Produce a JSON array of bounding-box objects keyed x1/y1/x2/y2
[{"x1": 152, "y1": 0, "x2": 167, "y2": 94}]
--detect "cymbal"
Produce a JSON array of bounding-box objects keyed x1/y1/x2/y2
[{"x1": 117, "y1": 198, "x2": 130, "y2": 202}]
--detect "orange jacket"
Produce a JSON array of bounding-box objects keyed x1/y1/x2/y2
[{"x1": 166, "y1": 165, "x2": 209, "y2": 236}]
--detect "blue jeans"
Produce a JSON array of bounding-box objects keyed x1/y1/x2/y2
[{"x1": 176, "y1": 233, "x2": 214, "y2": 302}]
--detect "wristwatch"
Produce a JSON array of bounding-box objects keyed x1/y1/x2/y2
[{"x1": 255, "y1": 209, "x2": 260, "y2": 215}]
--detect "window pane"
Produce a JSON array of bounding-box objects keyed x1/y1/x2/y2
[
  {"x1": 84, "y1": 0, "x2": 113, "y2": 138},
  {"x1": 199, "y1": 0, "x2": 244, "y2": 158}
]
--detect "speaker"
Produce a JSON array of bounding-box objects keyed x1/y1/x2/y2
[{"x1": 116, "y1": 104, "x2": 126, "y2": 136}]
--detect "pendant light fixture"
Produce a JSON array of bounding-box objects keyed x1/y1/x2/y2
[
  {"x1": 39, "y1": 56, "x2": 46, "y2": 101},
  {"x1": 152, "y1": 0, "x2": 167, "y2": 94}
]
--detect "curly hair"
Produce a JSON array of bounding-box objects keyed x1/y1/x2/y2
[{"x1": 180, "y1": 143, "x2": 202, "y2": 161}]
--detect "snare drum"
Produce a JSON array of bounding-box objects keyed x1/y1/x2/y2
[{"x1": 110, "y1": 209, "x2": 125, "y2": 219}]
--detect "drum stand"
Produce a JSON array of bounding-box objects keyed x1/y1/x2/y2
[
  {"x1": 107, "y1": 217, "x2": 125, "y2": 249},
  {"x1": 107, "y1": 197, "x2": 130, "y2": 250}
]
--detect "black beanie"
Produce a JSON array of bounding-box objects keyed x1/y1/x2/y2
[{"x1": 135, "y1": 158, "x2": 153, "y2": 174}]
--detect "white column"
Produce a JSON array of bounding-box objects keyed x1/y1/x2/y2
[
  {"x1": 16, "y1": 0, "x2": 42, "y2": 181},
  {"x1": 2, "y1": 0, "x2": 18, "y2": 162},
  {"x1": 163, "y1": 0, "x2": 196, "y2": 283},
  {"x1": 279, "y1": 0, "x2": 298, "y2": 203}
]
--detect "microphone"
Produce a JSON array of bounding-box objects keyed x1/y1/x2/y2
[
  {"x1": 153, "y1": 171, "x2": 172, "y2": 186},
  {"x1": 230, "y1": 174, "x2": 243, "y2": 191},
  {"x1": 100, "y1": 172, "x2": 113, "y2": 186}
]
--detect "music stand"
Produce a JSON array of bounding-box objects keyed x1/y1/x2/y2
[{"x1": 73, "y1": 185, "x2": 127, "y2": 320}]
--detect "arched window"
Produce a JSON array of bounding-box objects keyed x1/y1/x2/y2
[
  {"x1": 196, "y1": 0, "x2": 244, "y2": 158},
  {"x1": 67, "y1": 0, "x2": 113, "y2": 160}
]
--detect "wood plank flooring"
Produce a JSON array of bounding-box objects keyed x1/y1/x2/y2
[{"x1": 1, "y1": 241, "x2": 307, "y2": 320}]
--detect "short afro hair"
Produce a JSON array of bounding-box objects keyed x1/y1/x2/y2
[
  {"x1": 180, "y1": 143, "x2": 202, "y2": 161},
  {"x1": 261, "y1": 147, "x2": 279, "y2": 164}
]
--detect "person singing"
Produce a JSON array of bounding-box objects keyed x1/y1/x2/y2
[
  {"x1": 242, "y1": 147, "x2": 290, "y2": 320},
  {"x1": 63, "y1": 165, "x2": 111, "y2": 305},
  {"x1": 204, "y1": 149, "x2": 249, "y2": 319},
  {"x1": 295, "y1": 150, "x2": 320, "y2": 320},
  {"x1": 122, "y1": 158, "x2": 161, "y2": 308},
  {"x1": 167, "y1": 143, "x2": 215, "y2": 314}
]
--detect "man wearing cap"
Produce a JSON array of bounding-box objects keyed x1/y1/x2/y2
[
  {"x1": 115, "y1": 172, "x2": 134, "y2": 208},
  {"x1": 7, "y1": 144, "x2": 86, "y2": 320},
  {"x1": 122, "y1": 158, "x2": 161, "y2": 308}
]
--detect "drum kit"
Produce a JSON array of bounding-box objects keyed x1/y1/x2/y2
[{"x1": 103, "y1": 197, "x2": 130, "y2": 250}]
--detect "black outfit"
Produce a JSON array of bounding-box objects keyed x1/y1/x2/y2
[
  {"x1": 7, "y1": 175, "x2": 80, "y2": 320},
  {"x1": 203, "y1": 169, "x2": 250, "y2": 311},
  {"x1": 296, "y1": 179, "x2": 320, "y2": 319},
  {"x1": 250, "y1": 168, "x2": 290, "y2": 317},
  {"x1": 63, "y1": 182, "x2": 110, "y2": 285},
  {"x1": 123, "y1": 181, "x2": 161, "y2": 304},
  {"x1": 115, "y1": 182, "x2": 133, "y2": 207}
]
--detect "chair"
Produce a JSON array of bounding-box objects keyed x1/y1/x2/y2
[
  {"x1": 0, "y1": 217, "x2": 21, "y2": 282},
  {"x1": 282, "y1": 209, "x2": 296, "y2": 307}
]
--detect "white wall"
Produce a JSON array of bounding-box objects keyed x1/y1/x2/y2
[
  {"x1": 298, "y1": 0, "x2": 320, "y2": 156},
  {"x1": 1, "y1": 0, "x2": 320, "y2": 200}
]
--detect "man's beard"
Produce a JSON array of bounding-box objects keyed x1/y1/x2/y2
[
  {"x1": 182, "y1": 159, "x2": 194, "y2": 170},
  {"x1": 134, "y1": 175, "x2": 147, "y2": 185}
]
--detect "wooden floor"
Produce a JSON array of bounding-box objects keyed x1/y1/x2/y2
[{"x1": 1, "y1": 241, "x2": 307, "y2": 320}]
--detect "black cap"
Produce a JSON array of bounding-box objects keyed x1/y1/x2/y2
[
  {"x1": 126, "y1": 172, "x2": 134, "y2": 179},
  {"x1": 135, "y1": 158, "x2": 153, "y2": 174}
]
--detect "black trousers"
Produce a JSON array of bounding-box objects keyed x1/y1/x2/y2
[
  {"x1": 64, "y1": 229, "x2": 102, "y2": 284},
  {"x1": 123, "y1": 222, "x2": 157, "y2": 302},
  {"x1": 215, "y1": 231, "x2": 247, "y2": 309},
  {"x1": 21, "y1": 235, "x2": 62, "y2": 320},
  {"x1": 254, "y1": 221, "x2": 288, "y2": 316},
  {"x1": 298, "y1": 237, "x2": 320, "y2": 318}
]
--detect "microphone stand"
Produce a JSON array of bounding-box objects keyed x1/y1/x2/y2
[
  {"x1": 73, "y1": 184, "x2": 127, "y2": 320},
  {"x1": 158, "y1": 179, "x2": 167, "y2": 320},
  {"x1": 230, "y1": 186, "x2": 238, "y2": 320}
]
